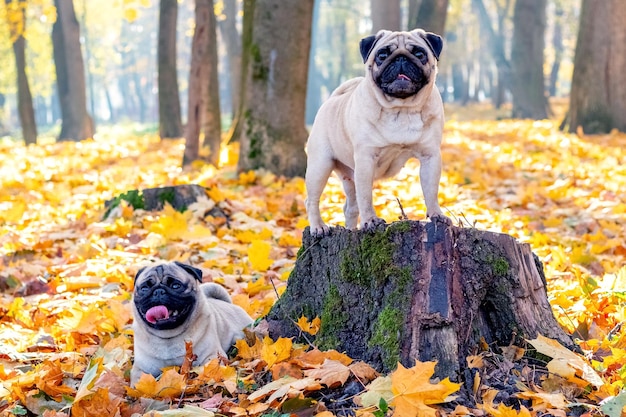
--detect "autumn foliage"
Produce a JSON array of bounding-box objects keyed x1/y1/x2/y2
[{"x1": 0, "y1": 119, "x2": 625, "y2": 416}]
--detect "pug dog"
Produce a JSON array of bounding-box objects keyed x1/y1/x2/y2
[
  {"x1": 305, "y1": 28, "x2": 448, "y2": 236},
  {"x1": 131, "y1": 261, "x2": 253, "y2": 385}
]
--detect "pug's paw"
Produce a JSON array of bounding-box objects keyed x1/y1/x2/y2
[
  {"x1": 362, "y1": 216, "x2": 386, "y2": 231},
  {"x1": 309, "y1": 224, "x2": 331, "y2": 237},
  {"x1": 428, "y1": 212, "x2": 452, "y2": 226}
]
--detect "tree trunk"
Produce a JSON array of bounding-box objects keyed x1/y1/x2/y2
[
  {"x1": 266, "y1": 221, "x2": 573, "y2": 382},
  {"x1": 158, "y1": 0, "x2": 183, "y2": 139},
  {"x1": 201, "y1": 0, "x2": 222, "y2": 166},
  {"x1": 305, "y1": 0, "x2": 322, "y2": 125},
  {"x1": 568, "y1": 0, "x2": 626, "y2": 133},
  {"x1": 235, "y1": 0, "x2": 313, "y2": 177},
  {"x1": 225, "y1": 0, "x2": 253, "y2": 146},
  {"x1": 407, "y1": 0, "x2": 449, "y2": 35},
  {"x1": 5, "y1": 0, "x2": 37, "y2": 145},
  {"x1": 184, "y1": 0, "x2": 211, "y2": 166},
  {"x1": 217, "y1": 0, "x2": 241, "y2": 118},
  {"x1": 548, "y1": 4, "x2": 564, "y2": 97},
  {"x1": 52, "y1": 0, "x2": 94, "y2": 141},
  {"x1": 472, "y1": 0, "x2": 511, "y2": 109},
  {"x1": 510, "y1": 0, "x2": 548, "y2": 119},
  {"x1": 407, "y1": 0, "x2": 423, "y2": 30},
  {"x1": 370, "y1": 0, "x2": 401, "y2": 32}
]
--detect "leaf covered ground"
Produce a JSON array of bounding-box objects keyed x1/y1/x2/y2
[{"x1": 0, "y1": 119, "x2": 625, "y2": 417}]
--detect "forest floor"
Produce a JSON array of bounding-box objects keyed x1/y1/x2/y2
[{"x1": 0, "y1": 114, "x2": 625, "y2": 417}]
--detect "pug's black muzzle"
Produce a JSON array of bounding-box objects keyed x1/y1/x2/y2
[
  {"x1": 376, "y1": 55, "x2": 427, "y2": 99},
  {"x1": 134, "y1": 285, "x2": 197, "y2": 331}
]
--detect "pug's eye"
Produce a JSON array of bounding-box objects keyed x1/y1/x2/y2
[
  {"x1": 376, "y1": 49, "x2": 390, "y2": 61},
  {"x1": 165, "y1": 277, "x2": 183, "y2": 290},
  {"x1": 138, "y1": 279, "x2": 154, "y2": 294},
  {"x1": 412, "y1": 47, "x2": 427, "y2": 61}
]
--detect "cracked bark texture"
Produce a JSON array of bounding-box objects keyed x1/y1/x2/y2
[{"x1": 266, "y1": 220, "x2": 573, "y2": 381}]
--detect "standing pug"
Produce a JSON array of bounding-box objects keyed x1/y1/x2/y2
[
  {"x1": 305, "y1": 29, "x2": 448, "y2": 236},
  {"x1": 131, "y1": 261, "x2": 253, "y2": 385}
]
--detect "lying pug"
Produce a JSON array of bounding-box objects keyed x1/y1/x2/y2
[
  {"x1": 130, "y1": 261, "x2": 253, "y2": 385},
  {"x1": 305, "y1": 29, "x2": 448, "y2": 235}
]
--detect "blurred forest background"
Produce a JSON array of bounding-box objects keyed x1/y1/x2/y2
[{"x1": 0, "y1": 0, "x2": 624, "y2": 173}]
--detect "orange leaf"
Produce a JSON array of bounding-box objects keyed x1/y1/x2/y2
[
  {"x1": 35, "y1": 361, "x2": 76, "y2": 400},
  {"x1": 235, "y1": 336, "x2": 264, "y2": 360},
  {"x1": 527, "y1": 334, "x2": 604, "y2": 388},
  {"x1": 390, "y1": 361, "x2": 461, "y2": 417},
  {"x1": 72, "y1": 387, "x2": 121, "y2": 417},
  {"x1": 296, "y1": 315, "x2": 321, "y2": 335},
  {"x1": 180, "y1": 340, "x2": 197, "y2": 377},
  {"x1": 261, "y1": 336, "x2": 293, "y2": 368},
  {"x1": 248, "y1": 240, "x2": 274, "y2": 271},
  {"x1": 304, "y1": 359, "x2": 351, "y2": 388},
  {"x1": 126, "y1": 369, "x2": 186, "y2": 399}
]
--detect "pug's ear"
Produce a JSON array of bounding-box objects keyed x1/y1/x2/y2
[
  {"x1": 134, "y1": 266, "x2": 147, "y2": 283},
  {"x1": 423, "y1": 31, "x2": 443, "y2": 60},
  {"x1": 173, "y1": 261, "x2": 203, "y2": 282},
  {"x1": 360, "y1": 30, "x2": 389, "y2": 63},
  {"x1": 359, "y1": 35, "x2": 378, "y2": 63}
]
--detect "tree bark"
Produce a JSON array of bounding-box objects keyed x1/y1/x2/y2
[
  {"x1": 370, "y1": 0, "x2": 401, "y2": 33},
  {"x1": 472, "y1": 0, "x2": 512, "y2": 109},
  {"x1": 235, "y1": 0, "x2": 313, "y2": 178},
  {"x1": 184, "y1": 0, "x2": 207, "y2": 166},
  {"x1": 407, "y1": 0, "x2": 449, "y2": 35},
  {"x1": 5, "y1": 0, "x2": 37, "y2": 145},
  {"x1": 201, "y1": 0, "x2": 222, "y2": 166},
  {"x1": 217, "y1": 0, "x2": 241, "y2": 118},
  {"x1": 52, "y1": 0, "x2": 94, "y2": 141},
  {"x1": 158, "y1": 0, "x2": 183, "y2": 139},
  {"x1": 568, "y1": 0, "x2": 626, "y2": 133},
  {"x1": 510, "y1": 0, "x2": 548, "y2": 119},
  {"x1": 266, "y1": 221, "x2": 573, "y2": 381},
  {"x1": 548, "y1": 4, "x2": 564, "y2": 97}
]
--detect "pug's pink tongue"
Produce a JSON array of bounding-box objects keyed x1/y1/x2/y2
[{"x1": 146, "y1": 305, "x2": 169, "y2": 323}]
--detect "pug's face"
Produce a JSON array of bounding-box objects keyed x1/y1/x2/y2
[
  {"x1": 133, "y1": 262, "x2": 203, "y2": 331},
  {"x1": 360, "y1": 29, "x2": 443, "y2": 99}
]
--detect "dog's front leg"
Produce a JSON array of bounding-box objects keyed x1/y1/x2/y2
[
  {"x1": 354, "y1": 149, "x2": 385, "y2": 230},
  {"x1": 418, "y1": 151, "x2": 449, "y2": 223}
]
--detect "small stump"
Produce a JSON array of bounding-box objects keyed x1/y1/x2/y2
[{"x1": 266, "y1": 220, "x2": 573, "y2": 381}]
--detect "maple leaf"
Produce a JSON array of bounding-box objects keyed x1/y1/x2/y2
[
  {"x1": 74, "y1": 357, "x2": 103, "y2": 403},
  {"x1": 390, "y1": 361, "x2": 461, "y2": 417},
  {"x1": 261, "y1": 336, "x2": 293, "y2": 368},
  {"x1": 248, "y1": 240, "x2": 274, "y2": 270},
  {"x1": 35, "y1": 360, "x2": 76, "y2": 400},
  {"x1": 349, "y1": 361, "x2": 379, "y2": 384},
  {"x1": 296, "y1": 315, "x2": 321, "y2": 335},
  {"x1": 293, "y1": 348, "x2": 353, "y2": 367},
  {"x1": 515, "y1": 387, "x2": 569, "y2": 411},
  {"x1": 126, "y1": 369, "x2": 186, "y2": 399},
  {"x1": 247, "y1": 376, "x2": 322, "y2": 404},
  {"x1": 71, "y1": 387, "x2": 121, "y2": 417},
  {"x1": 304, "y1": 359, "x2": 351, "y2": 388},
  {"x1": 235, "y1": 336, "x2": 264, "y2": 360},
  {"x1": 148, "y1": 204, "x2": 192, "y2": 241},
  {"x1": 358, "y1": 375, "x2": 393, "y2": 408},
  {"x1": 527, "y1": 334, "x2": 604, "y2": 388}
]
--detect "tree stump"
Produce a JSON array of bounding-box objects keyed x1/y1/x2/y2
[
  {"x1": 266, "y1": 220, "x2": 574, "y2": 382},
  {"x1": 104, "y1": 184, "x2": 226, "y2": 219}
]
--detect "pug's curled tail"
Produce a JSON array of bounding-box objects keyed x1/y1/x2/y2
[{"x1": 201, "y1": 283, "x2": 232, "y2": 303}]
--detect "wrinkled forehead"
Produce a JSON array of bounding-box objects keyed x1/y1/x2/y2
[
  {"x1": 375, "y1": 31, "x2": 428, "y2": 52},
  {"x1": 139, "y1": 264, "x2": 183, "y2": 282}
]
